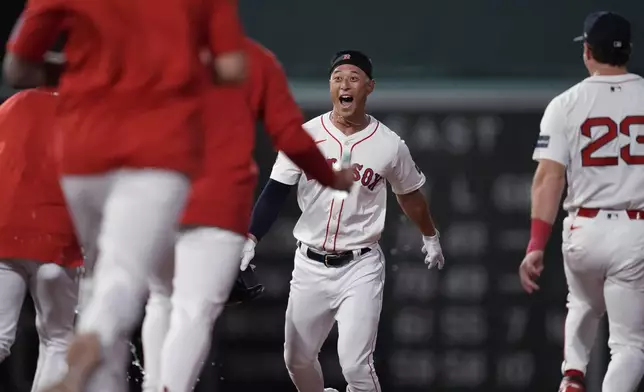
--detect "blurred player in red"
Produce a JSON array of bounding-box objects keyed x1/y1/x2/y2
[
  {"x1": 139, "y1": 37, "x2": 354, "y2": 392},
  {"x1": 0, "y1": 88, "x2": 82, "y2": 392},
  {"x1": 3, "y1": 0, "x2": 247, "y2": 391}
]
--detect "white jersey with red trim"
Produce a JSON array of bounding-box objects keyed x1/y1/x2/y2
[
  {"x1": 532, "y1": 73, "x2": 644, "y2": 211},
  {"x1": 270, "y1": 111, "x2": 426, "y2": 252}
]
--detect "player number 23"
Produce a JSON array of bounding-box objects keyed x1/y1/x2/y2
[{"x1": 581, "y1": 116, "x2": 644, "y2": 167}]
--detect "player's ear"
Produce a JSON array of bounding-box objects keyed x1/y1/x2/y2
[
  {"x1": 366, "y1": 79, "x2": 375, "y2": 95},
  {"x1": 582, "y1": 42, "x2": 591, "y2": 62}
]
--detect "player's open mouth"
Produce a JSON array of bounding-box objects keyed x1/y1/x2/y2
[{"x1": 339, "y1": 95, "x2": 354, "y2": 108}]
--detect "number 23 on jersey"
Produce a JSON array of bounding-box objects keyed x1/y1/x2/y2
[{"x1": 581, "y1": 116, "x2": 644, "y2": 166}]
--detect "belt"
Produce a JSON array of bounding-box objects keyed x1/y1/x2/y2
[
  {"x1": 297, "y1": 242, "x2": 371, "y2": 268},
  {"x1": 577, "y1": 207, "x2": 644, "y2": 220}
]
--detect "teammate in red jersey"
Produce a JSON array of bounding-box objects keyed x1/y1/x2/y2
[
  {"x1": 3, "y1": 0, "x2": 247, "y2": 391},
  {"x1": 0, "y1": 88, "x2": 82, "y2": 392},
  {"x1": 139, "y1": 37, "x2": 354, "y2": 392}
]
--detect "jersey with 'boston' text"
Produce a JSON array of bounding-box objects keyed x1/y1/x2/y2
[{"x1": 270, "y1": 112, "x2": 426, "y2": 252}]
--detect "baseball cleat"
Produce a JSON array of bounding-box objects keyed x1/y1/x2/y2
[
  {"x1": 41, "y1": 333, "x2": 101, "y2": 392},
  {"x1": 558, "y1": 370, "x2": 585, "y2": 392}
]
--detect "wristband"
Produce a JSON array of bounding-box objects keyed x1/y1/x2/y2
[{"x1": 526, "y1": 218, "x2": 552, "y2": 253}]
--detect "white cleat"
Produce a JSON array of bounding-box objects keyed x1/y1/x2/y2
[{"x1": 324, "y1": 389, "x2": 339, "y2": 392}]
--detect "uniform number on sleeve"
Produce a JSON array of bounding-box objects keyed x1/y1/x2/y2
[{"x1": 580, "y1": 116, "x2": 644, "y2": 167}]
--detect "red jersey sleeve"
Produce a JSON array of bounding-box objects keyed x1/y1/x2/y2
[
  {"x1": 260, "y1": 50, "x2": 335, "y2": 187},
  {"x1": 6, "y1": 1, "x2": 64, "y2": 62},
  {"x1": 207, "y1": 0, "x2": 245, "y2": 55}
]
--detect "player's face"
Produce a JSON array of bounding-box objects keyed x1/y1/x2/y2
[{"x1": 329, "y1": 65, "x2": 374, "y2": 117}]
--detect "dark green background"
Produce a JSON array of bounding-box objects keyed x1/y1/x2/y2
[{"x1": 1, "y1": 0, "x2": 643, "y2": 81}]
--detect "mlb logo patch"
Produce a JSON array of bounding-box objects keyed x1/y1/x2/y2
[
  {"x1": 341, "y1": 54, "x2": 351, "y2": 60},
  {"x1": 535, "y1": 135, "x2": 550, "y2": 148}
]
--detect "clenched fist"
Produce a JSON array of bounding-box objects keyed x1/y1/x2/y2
[{"x1": 422, "y1": 232, "x2": 445, "y2": 270}]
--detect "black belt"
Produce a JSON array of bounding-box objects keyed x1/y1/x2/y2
[{"x1": 297, "y1": 242, "x2": 371, "y2": 268}]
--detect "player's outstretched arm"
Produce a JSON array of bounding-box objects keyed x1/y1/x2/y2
[
  {"x1": 388, "y1": 139, "x2": 444, "y2": 269},
  {"x1": 395, "y1": 189, "x2": 437, "y2": 236},
  {"x1": 255, "y1": 43, "x2": 352, "y2": 190},
  {"x1": 247, "y1": 179, "x2": 294, "y2": 243},
  {"x1": 238, "y1": 178, "x2": 293, "y2": 271},
  {"x1": 396, "y1": 189, "x2": 445, "y2": 270}
]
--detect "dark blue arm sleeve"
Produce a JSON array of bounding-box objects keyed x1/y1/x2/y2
[{"x1": 248, "y1": 179, "x2": 294, "y2": 241}]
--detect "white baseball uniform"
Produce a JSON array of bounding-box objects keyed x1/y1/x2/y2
[
  {"x1": 271, "y1": 112, "x2": 425, "y2": 392},
  {"x1": 0, "y1": 260, "x2": 78, "y2": 391},
  {"x1": 62, "y1": 169, "x2": 189, "y2": 392},
  {"x1": 533, "y1": 73, "x2": 644, "y2": 391}
]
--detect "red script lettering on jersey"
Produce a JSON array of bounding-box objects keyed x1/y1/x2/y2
[
  {"x1": 306, "y1": 159, "x2": 384, "y2": 190},
  {"x1": 581, "y1": 116, "x2": 644, "y2": 167}
]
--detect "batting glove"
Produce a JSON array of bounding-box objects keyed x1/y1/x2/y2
[
  {"x1": 421, "y1": 231, "x2": 445, "y2": 270},
  {"x1": 240, "y1": 237, "x2": 257, "y2": 271}
]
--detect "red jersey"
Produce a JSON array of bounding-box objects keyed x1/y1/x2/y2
[
  {"x1": 182, "y1": 39, "x2": 335, "y2": 233},
  {"x1": 6, "y1": 0, "x2": 245, "y2": 177},
  {"x1": 0, "y1": 89, "x2": 82, "y2": 267}
]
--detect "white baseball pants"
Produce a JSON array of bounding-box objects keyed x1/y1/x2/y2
[
  {"x1": 561, "y1": 211, "x2": 644, "y2": 392},
  {"x1": 0, "y1": 259, "x2": 78, "y2": 391},
  {"x1": 284, "y1": 243, "x2": 384, "y2": 392},
  {"x1": 60, "y1": 168, "x2": 189, "y2": 392},
  {"x1": 74, "y1": 272, "x2": 132, "y2": 392},
  {"x1": 141, "y1": 226, "x2": 245, "y2": 392},
  {"x1": 141, "y1": 248, "x2": 174, "y2": 392}
]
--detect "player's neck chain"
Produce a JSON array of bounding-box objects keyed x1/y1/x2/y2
[{"x1": 330, "y1": 111, "x2": 369, "y2": 134}]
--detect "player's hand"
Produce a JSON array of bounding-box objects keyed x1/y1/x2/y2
[
  {"x1": 421, "y1": 231, "x2": 445, "y2": 270},
  {"x1": 519, "y1": 250, "x2": 544, "y2": 294},
  {"x1": 330, "y1": 168, "x2": 354, "y2": 192},
  {"x1": 240, "y1": 235, "x2": 257, "y2": 271}
]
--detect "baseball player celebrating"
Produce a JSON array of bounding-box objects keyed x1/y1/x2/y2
[
  {"x1": 4, "y1": 0, "x2": 247, "y2": 391},
  {"x1": 0, "y1": 88, "x2": 83, "y2": 391},
  {"x1": 241, "y1": 50, "x2": 445, "y2": 392},
  {"x1": 518, "y1": 12, "x2": 644, "y2": 392}
]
